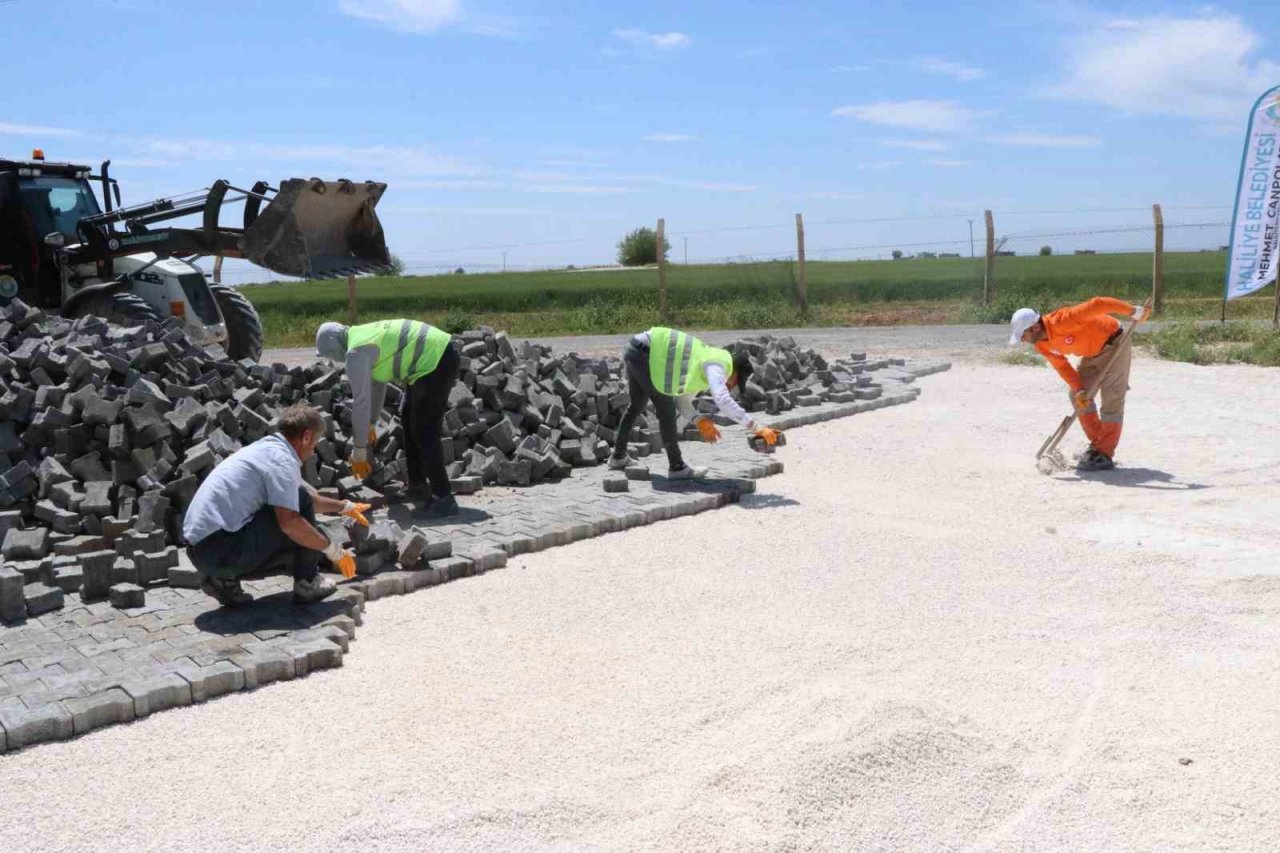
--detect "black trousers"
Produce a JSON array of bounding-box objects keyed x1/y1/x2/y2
[
  {"x1": 188, "y1": 487, "x2": 320, "y2": 581},
  {"x1": 612, "y1": 343, "x2": 684, "y2": 469},
  {"x1": 402, "y1": 340, "x2": 461, "y2": 498}
]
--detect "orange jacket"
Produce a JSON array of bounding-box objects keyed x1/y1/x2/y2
[{"x1": 1034, "y1": 297, "x2": 1134, "y2": 391}]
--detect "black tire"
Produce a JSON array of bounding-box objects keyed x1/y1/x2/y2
[
  {"x1": 209, "y1": 283, "x2": 264, "y2": 362},
  {"x1": 73, "y1": 290, "x2": 164, "y2": 326}
]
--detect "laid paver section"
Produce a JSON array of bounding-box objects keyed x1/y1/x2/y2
[{"x1": 0, "y1": 361, "x2": 947, "y2": 753}]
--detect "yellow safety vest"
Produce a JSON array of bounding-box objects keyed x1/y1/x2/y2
[
  {"x1": 647, "y1": 327, "x2": 733, "y2": 396},
  {"x1": 347, "y1": 319, "x2": 451, "y2": 384}
]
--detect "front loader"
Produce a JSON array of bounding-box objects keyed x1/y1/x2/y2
[{"x1": 0, "y1": 150, "x2": 390, "y2": 361}]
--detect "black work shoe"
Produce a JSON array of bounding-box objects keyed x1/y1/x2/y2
[
  {"x1": 200, "y1": 576, "x2": 253, "y2": 608},
  {"x1": 1076, "y1": 450, "x2": 1115, "y2": 471},
  {"x1": 430, "y1": 494, "x2": 460, "y2": 517}
]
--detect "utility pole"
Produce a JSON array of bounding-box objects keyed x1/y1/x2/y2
[
  {"x1": 968, "y1": 219, "x2": 975, "y2": 258},
  {"x1": 683, "y1": 236, "x2": 688, "y2": 265},
  {"x1": 502, "y1": 251, "x2": 507, "y2": 273}
]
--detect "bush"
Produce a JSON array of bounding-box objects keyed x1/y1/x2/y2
[
  {"x1": 387, "y1": 253, "x2": 406, "y2": 276},
  {"x1": 617, "y1": 227, "x2": 670, "y2": 266},
  {"x1": 440, "y1": 308, "x2": 475, "y2": 333},
  {"x1": 1039, "y1": 245, "x2": 1052, "y2": 256},
  {"x1": 891, "y1": 250, "x2": 904, "y2": 260}
]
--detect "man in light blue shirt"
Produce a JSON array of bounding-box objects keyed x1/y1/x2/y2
[{"x1": 183, "y1": 405, "x2": 367, "y2": 607}]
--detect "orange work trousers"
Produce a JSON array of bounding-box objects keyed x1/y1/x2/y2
[{"x1": 1075, "y1": 331, "x2": 1132, "y2": 457}]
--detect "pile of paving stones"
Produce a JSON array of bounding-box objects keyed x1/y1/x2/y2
[{"x1": 0, "y1": 297, "x2": 920, "y2": 621}]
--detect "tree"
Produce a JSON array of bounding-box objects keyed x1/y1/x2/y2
[
  {"x1": 386, "y1": 253, "x2": 406, "y2": 276},
  {"x1": 1039, "y1": 245, "x2": 1052, "y2": 256},
  {"x1": 617, "y1": 226, "x2": 670, "y2": 266},
  {"x1": 891, "y1": 249, "x2": 904, "y2": 260}
]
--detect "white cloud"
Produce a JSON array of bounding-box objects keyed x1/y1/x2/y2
[
  {"x1": 0, "y1": 122, "x2": 80, "y2": 137},
  {"x1": 857, "y1": 160, "x2": 902, "y2": 171},
  {"x1": 613, "y1": 28, "x2": 692, "y2": 50},
  {"x1": 338, "y1": 0, "x2": 460, "y2": 34},
  {"x1": 883, "y1": 139, "x2": 952, "y2": 151},
  {"x1": 832, "y1": 100, "x2": 982, "y2": 133},
  {"x1": 1052, "y1": 13, "x2": 1280, "y2": 121},
  {"x1": 920, "y1": 57, "x2": 985, "y2": 81},
  {"x1": 926, "y1": 159, "x2": 972, "y2": 168},
  {"x1": 985, "y1": 132, "x2": 1101, "y2": 148},
  {"x1": 643, "y1": 133, "x2": 695, "y2": 142}
]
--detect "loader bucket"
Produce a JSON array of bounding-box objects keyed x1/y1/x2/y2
[{"x1": 240, "y1": 178, "x2": 390, "y2": 279}]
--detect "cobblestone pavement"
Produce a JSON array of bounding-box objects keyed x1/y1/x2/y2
[{"x1": 0, "y1": 361, "x2": 947, "y2": 754}]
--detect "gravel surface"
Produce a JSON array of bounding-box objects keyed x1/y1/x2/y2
[{"x1": 2, "y1": 354, "x2": 1278, "y2": 851}]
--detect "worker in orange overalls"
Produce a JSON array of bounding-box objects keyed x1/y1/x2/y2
[{"x1": 1009, "y1": 297, "x2": 1147, "y2": 471}]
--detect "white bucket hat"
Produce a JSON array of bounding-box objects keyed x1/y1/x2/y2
[{"x1": 1008, "y1": 308, "x2": 1040, "y2": 345}]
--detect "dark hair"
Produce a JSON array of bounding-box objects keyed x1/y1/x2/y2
[
  {"x1": 732, "y1": 351, "x2": 754, "y2": 387},
  {"x1": 278, "y1": 405, "x2": 325, "y2": 440}
]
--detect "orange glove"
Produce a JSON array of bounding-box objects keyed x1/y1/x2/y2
[
  {"x1": 349, "y1": 446, "x2": 372, "y2": 479},
  {"x1": 323, "y1": 540, "x2": 357, "y2": 579},
  {"x1": 335, "y1": 552, "x2": 357, "y2": 580},
  {"x1": 696, "y1": 417, "x2": 721, "y2": 443},
  {"x1": 341, "y1": 501, "x2": 372, "y2": 527},
  {"x1": 368, "y1": 426, "x2": 378, "y2": 448},
  {"x1": 754, "y1": 426, "x2": 782, "y2": 447}
]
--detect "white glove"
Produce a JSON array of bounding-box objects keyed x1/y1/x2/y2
[
  {"x1": 322, "y1": 539, "x2": 345, "y2": 564},
  {"x1": 1131, "y1": 304, "x2": 1146, "y2": 322},
  {"x1": 350, "y1": 446, "x2": 367, "y2": 463}
]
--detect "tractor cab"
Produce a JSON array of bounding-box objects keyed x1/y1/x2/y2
[{"x1": 0, "y1": 151, "x2": 110, "y2": 307}]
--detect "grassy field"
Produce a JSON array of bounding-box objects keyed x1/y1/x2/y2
[{"x1": 240, "y1": 250, "x2": 1276, "y2": 348}]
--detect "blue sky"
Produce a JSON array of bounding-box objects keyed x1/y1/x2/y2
[{"x1": 2, "y1": 0, "x2": 1275, "y2": 280}]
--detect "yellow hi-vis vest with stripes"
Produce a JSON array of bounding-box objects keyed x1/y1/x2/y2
[
  {"x1": 347, "y1": 319, "x2": 451, "y2": 385},
  {"x1": 647, "y1": 327, "x2": 734, "y2": 396}
]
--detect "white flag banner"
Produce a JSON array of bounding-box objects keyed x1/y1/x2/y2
[{"x1": 1226, "y1": 84, "x2": 1280, "y2": 300}]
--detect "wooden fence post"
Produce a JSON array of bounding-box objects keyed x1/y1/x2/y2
[
  {"x1": 657, "y1": 218, "x2": 668, "y2": 324},
  {"x1": 983, "y1": 209, "x2": 995, "y2": 305},
  {"x1": 795, "y1": 213, "x2": 808, "y2": 312},
  {"x1": 347, "y1": 273, "x2": 357, "y2": 325},
  {"x1": 1152, "y1": 204, "x2": 1164, "y2": 316}
]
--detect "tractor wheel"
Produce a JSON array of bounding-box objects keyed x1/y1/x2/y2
[
  {"x1": 73, "y1": 290, "x2": 164, "y2": 326},
  {"x1": 210, "y1": 283, "x2": 264, "y2": 362}
]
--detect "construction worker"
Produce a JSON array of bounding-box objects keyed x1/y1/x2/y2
[
  {"x1": 315, "y1": 318, "x2": 461, "y2": 516},
  {"x1": 608, "y1": 327, "x2": 782, "y2": 477},
  {"x1": 183, "y1": 405, "x2": 365, "y2": 608},
  {"x1": 1009, "y1": 297, "x2": 1147, "y2": 471}
]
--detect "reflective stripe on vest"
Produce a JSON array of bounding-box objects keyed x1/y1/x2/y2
[
  {"x1": 347, "y1": 319, "x2": 451, "y2": 384},
  {"x1": 646, "y1": 327, "x2": 733, "y2": 396}
]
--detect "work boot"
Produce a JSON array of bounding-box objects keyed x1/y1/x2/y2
[
  {"x1": 1076, "y1": 449, "x2": 1115, "y2": 471},
  {"x1": 430, "y1": 494, "x2": 460, "y2": 518},
  {"x1": 397, "y1": 483, "x2": 429, "y2": 503},
  {"x1": 667, "y1": 463, "x2": 707, "y2": 480},
  {"x1": 200, "y1": 576, "x2": 253, "y2": 608},
  {"x1": 607, "y1": 453, "x2": 635, "y2": 470},
  {"x1": 293, "y1": 574, "x2": 337, "y2": 604}
]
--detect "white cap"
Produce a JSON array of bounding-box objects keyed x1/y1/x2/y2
[
  {"x1": 1008, "y1": 308, "x2": 1040, "y2": 345},
  {"x1": 315, "y1": 322, "x2": 349, "y2": 361}
]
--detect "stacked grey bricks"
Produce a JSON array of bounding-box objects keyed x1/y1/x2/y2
[{"x1": 0, "y1": 294, "x2": 930, "y2": 621}]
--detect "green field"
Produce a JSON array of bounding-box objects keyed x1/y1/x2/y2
[{"x1": 241, "y1": 250, "x2": 1274, "y2": 348}]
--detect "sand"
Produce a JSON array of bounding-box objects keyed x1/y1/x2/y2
[{"x1": 2, "y1": 353, "x2": 1278, "y2": 852}]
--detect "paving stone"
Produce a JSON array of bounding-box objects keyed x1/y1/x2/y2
[
  {"x1": 173, "y1": 660, "x2": 246, "y2": 703},
  {"x1": 121, "y1": 672, "x2": 192, "y2": 717},
  {"x1": 109, "y1": 583, "x2": 146, "y2": 609},
  {"x1": 603, "y1": 473, "x2": 629, "y2": 493},
  {"x1": 3, "y1": 527, "x2": 49, "y2": 560},
  {"x1": 167, "y1": 565, "x2": 202, "y2": 589},
  {"x1": 0, "y1": 701, "x2": 74, "y2": 750},
  {"x1": 0, "y1": 566, "x2": 27, "y2": 623},
  {"x1": 23, "y1": 583, "x2": 63, "y2": 616},
  {"x1": 65, "y1": 687, "x2": 136, "y2": 735}
]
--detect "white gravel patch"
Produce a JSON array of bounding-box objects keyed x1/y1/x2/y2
[{"x1": 2, "y1": 356, "x2": 1278, "y2": 852}]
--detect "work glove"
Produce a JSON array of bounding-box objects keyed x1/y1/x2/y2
[
  {"x1": 322, "y1": 539, "x2": 357, "y2": 580},
  {"x1": 1131, "y1": 304, "x2": 1146, "y2": 323},
  {"x1": 695, "y1": 417, "x2": 722, "y2": 444},
  {"x1": 754, "y1": 426, "x2": 783, "y2": 447},
  {"x1": 1070, "y1": 389, "x2": 1091, "y2": 415},
  {"x1": 341, "y1": 501, "x2": 372, "y2": 527},
  {"x1": 349, "y1": 446, "x2": 372, "y2": 480},
  {"x1": 368, "y1": 426, "x2": 378, "y2": 448}
]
